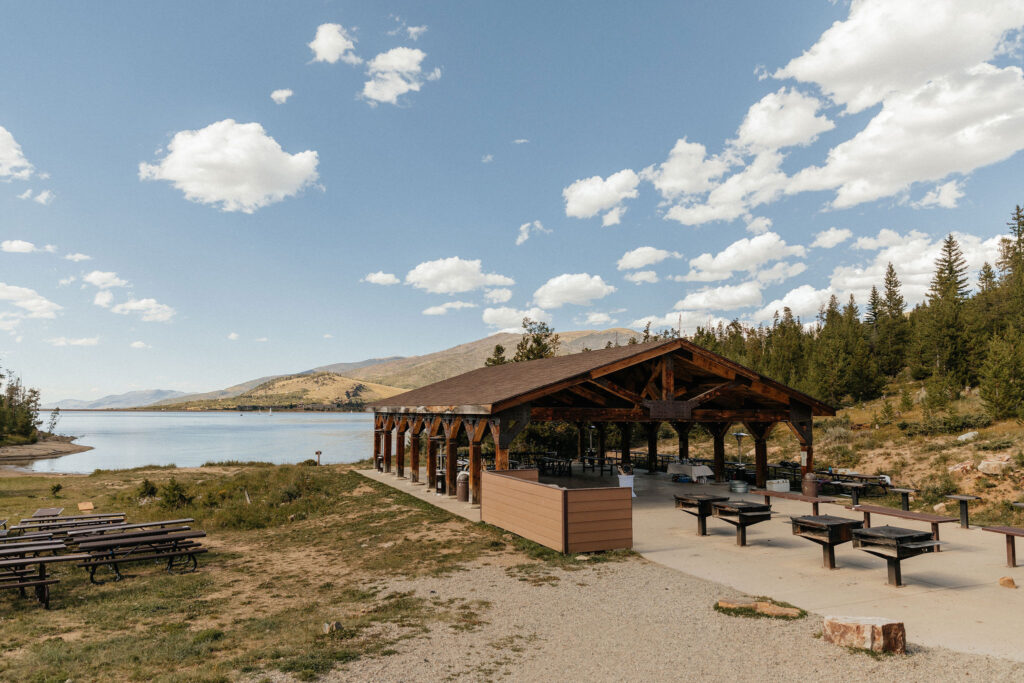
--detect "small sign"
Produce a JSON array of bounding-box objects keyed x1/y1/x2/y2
[{"x1": 800, "y1": 450, "x2": 808, "y2": 467}]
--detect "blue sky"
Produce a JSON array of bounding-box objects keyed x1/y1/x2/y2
[{"x1": 3, "y1": 1, "x2": 1024, "y2": 401}]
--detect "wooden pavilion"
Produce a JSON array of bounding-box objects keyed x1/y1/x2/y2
[{"x1": 368, "y1": 339, "x2": 834, "y2": 505}]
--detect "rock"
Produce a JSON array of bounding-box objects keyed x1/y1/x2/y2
[
  {"x1": 753, "y1": 601, "x2": 802, "y2": 618},
  {"x1": 978, "y1": 460, "x2": 1012, "y2": 476},
  {"x1": 947, "y1": 461, "x2": 974, "y2": 474},
  {"x1": 575, "y1": 555, "x2": 590, "y2": 561},
  {"x1": 321, "y1": 621, "x2": 343, "y2": 634},
  {"x1": 957, "y1": 431, "x2": 979, "y2": 442},
  {"x1": 932, "y1": 502, "x2": 948, "y2": 513},
  {"x1": 823, "y1": 616, "x2": 906, "y2": 654},
  {"x1": 999, "y1": 576, "x2": 1017, "y2": 589},
  {"x1": 288, "y1": 514, "x2": 296, "y2": 522},
  {"x1": 717, "y1": 599, "x2": 756, "y2": 610}
]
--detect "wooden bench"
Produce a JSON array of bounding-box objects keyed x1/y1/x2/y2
[
  {"x1": 76, "y1": 529, "x2": 207, "y2": 583},
  {"x1": 0, "y1": 531, "x2": 54, "y2": 544},
  {"x1": 65, "y1": 518, "x2": 194, "y2": 539},
  {"x1": 0, "y1": 541, "x2": 90, "y2": 609},
  {"x1": 751, "y1": 489, "x2": 838, "y2": 516},
  {"x1": 982, "y1": 526, "x2": 1024, "y2": 568},
  {"x1": 849, "y1": 504, "x2": 957, "y2": 551}
]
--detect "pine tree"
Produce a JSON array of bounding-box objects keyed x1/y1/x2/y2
[
  {"x1": 979, "y1": 329, "x2": 1024, "y2": 420},
  {"x1": 484, "y1": 344, "x2": 508, "y2": 366},
  {"x1": 877, "y1": 263, "x2": 909, "y2": 376},
  {"x1": 923, "y1": 234, "x2": 971, "y2": 385},
  {"x1": 810, "y1": 296, "x2": 849, "y2": 404},
  {"x1": 866, "y1": 286, "x2": 882, "y2": 326},
  {"x1": 512, "y1": 318, "x2": 560, "y2": 362}
]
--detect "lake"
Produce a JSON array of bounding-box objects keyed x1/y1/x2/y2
[{"x1": 25, "y1": 411, "x2": 374, "y2": 473}]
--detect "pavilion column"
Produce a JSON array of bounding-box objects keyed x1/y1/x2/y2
[
  {"x1": 409, "y1": 423, "x2": 422, "y2": 484},
  {"x1": 395, "y1": 422, "x2": 407, "y2": 478},
  {"x1": 745, "y1": 422, "x2": 774, "y2": 489},
  {"x1": 672, "y1": 422, "x2": 692, "y2": 461},
  {"x1": 373, "y1": 428, "x2": 382, "y2": 471},
  {"x1": 427, "y1": 436, "x2": 440, "y2": 489},
  {"x1": 576, "y1": 422, "x2": 585, "y2": 462},
  {"x1": 444, "y1": 419, "x2": 461, "y2": 497},
  {"x1": 469, "y1": 439, "x2": 482, "y2": 505},
  {"x1": 786, "y1": 416, "x2": 814, "y2": 477},
  {"x1": 383, "y1": 426, "x2": 393, "y2": 473},
  {"x1": 618, "y1": 422, "x2": 632, "y2": 465},
  {"x1": 708, "y1": 422, "x2": 731, "y2": 482},
  {"x1": 490, "y1": 421, "x2": 509, "y2": 471},
  {"x1": 645, "y1": 422, "x2": 659, "y2": 473},
  {"x1": 597, "y1": 423, "x2": 607, "y2": 460}
]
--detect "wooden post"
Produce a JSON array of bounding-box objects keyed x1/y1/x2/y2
[
  {"x1": 395, "y1": 421, "x2": 407, "y2": 478},
  {"x1": 427, "y1": 437, "x2": 439, "y2": 489},
  {"x1": 618, "y1": 422, "x2": 632, "y2": 465},
  {"x1": 383, "y1": 426, "x2": 393, "y2": 473},
  {"x1": 576, "y1": 422, "x2": 585, "y2": 462},
  {"x1": 708, "y1": 422, "x2": 730, "y2": 482},
  {"x1": 443, "y1": 418, "x2": 462, "y2": 497},
  {"x1": 745, "y1": 422, "x2": 774, "y2": 489},
  {"x1": 489, "y1": 422, "x2": 509, "y2": 470},
  {"x1": 409, "y1": 421, "x2": 422, "y2": 484},
  {"x1": 469, "y1": 440, "x2": 482, "y2": 505},
  {"x1": 787, "y1": 403, "x2": 814, "y2": 476},
  {"x1": 646, "y1": 422, "x2": 659, "y2": 473},
  {"x1": 672, "y1": 422, "x2": 692, "y2": 461},
  {"x1": 597, "y1": 423, "x2": 607, "y2": 460},
  {"x1": 372, "y1": 421, "x2": 381, "y2": 470}
]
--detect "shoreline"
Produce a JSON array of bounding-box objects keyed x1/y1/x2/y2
[{"x1": 0, "y1": 436, "x2": 92, "y2": 465}]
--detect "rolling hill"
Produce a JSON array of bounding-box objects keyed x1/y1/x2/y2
[
  {"x1": 44, "y1": 389, "x2": 187, "y2": 410},
  {"x1": 155, "y1": 373, "x2": 403, "y2": 411}
]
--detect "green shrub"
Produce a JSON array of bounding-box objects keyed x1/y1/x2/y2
[
  {"x1": 137, "y1": 478, "x2": 158, "y2": 498},
  {"x1": 159, "y1": 478, "x2": 194, "y2": 509},
  {"x1": 920, "y1": 473, "x2": 958, "y2": 504},
  {"x1": 50, "y1": 483, "x2": 62, "y2": 497}
]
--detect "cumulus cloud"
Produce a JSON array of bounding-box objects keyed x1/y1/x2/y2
[
  {"x1": 270, "y1": 89, "x2": 293, "y2": 104},
  {"x1": 0, "y1": 126, "x2": 34, "y2": 180},
  {"x1": 753, "y1": 284, "x2": 833, "y2": 322},
  {"x1": 482, "y1": 306, "x2": 549, "y2": 331},
  {"x1": 227, "y1": 332, "x2": 239, "y2": 341},
  {"x1": 562, "y1": 169, "x2": 639, "y2": 226},
  {"x1": 308, "y1": 23, "x2": 361, "y2": 65},
  {"x1": 754, "y1": 261, "x2": 807, "y2": 285},
  {"x1": 83, "y1": 271, "x2": 127, "y2": 289},
  {"x1": 624, "y1": 271, "x2": 658, "y2": 285},
  {"x1": 362, "y1": 271, "x2": 400, "y2": 285},
  {"x1": 0, "y1": 282, "x2": 61, "y2": 319},
  {"x1": 533, "y1": 273, "x2": 616, "y2": 308},
  {"x1": 583, "y1": 311, "x2": 615, "y2": 326},
  {"x1": 362, "y1": 47, "x2": 441, "y2": 106},
  {"x1": 481, "y1": 154, "x2": 494, "y2": 164},
  {"x1": 513, "y1": 138, "x2": 529, "y2": 145},
  {"x1": 515, "y1": 220, "x2": 550, "y2": 246},
  {"x1": 1, "y1": 240, "x2": 36, "y2": 253},
  {"x1": 811, "y1": 227, "x2": 852, "y2": 249},
  {"x1": 111, "y1": 298, "x2": 176, "y2": 322},
  {"x1": 616, "y1": 246, "x2": 682, "y2": 270},
  {"x1": 912, "y1": 180, "x2": 965, "y2": 208},
  {"x1": 93, "y1": 290, "x2": 113, "y2": 308},
  {"x1": 47, "y1": 336, "x2": 99, "y2": 347},
  {"x1": 745, "y1": 216, "x2": 773, "y2": 235},
  {"x1": 676, "y1": 282, "x2": 763, "y2": 311},
  {"x1": 640, "y1": 139, "x2": 728, "y2": 201},
  {"x1": 64, "y1": 253, "x2": 91, "y2": 262},
  {"x1": 139, "y1": 119, "x2": 319, "y2": 213},
  {"x1": 665, "y1": 150, "x2": 788, "y2": 226},
  {"x1": 484, "y1": 288, "x2": 512, "y2": 304},
  {"x1": 32, "y1": 189, "x2": 54, "y2": 205},
  {"x1": 630, "y1": 311, "x2": 729, "y2": 335},
  {"x1": 58, "y1": 276, "x2": 76, "y2": 287},
  {"x1": 733, "y1": 88, "x2": 834, "y2": 151},
  {"x1": 422, "y1": 301, "x2": 476, "y2": 316},
  {"x1": 130, "y1": 341, "x2": 151, "y2": 349},
  {"x1": 684, "y1": 232, "x2": 805, "y2": 282},
  {"x1": 405, "y1": 257, "x2": 513, "y2": 294}
]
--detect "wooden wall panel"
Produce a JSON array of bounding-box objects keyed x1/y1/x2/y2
[
  {"x1": 565, "y1": 487, "x2": 632, "y2": 554},
  {"x1": 481, "y1": 471, "x2": 564, "y2": 552}
]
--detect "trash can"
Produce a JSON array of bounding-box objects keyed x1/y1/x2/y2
[
  {"x1": 802, "y1": 472, "x2": 819, "y2": 497},
  {"x1": 436, "y1": 469, "x2": 446, "y2": 495},
  {"x1": 456, "y1": 472, "x2": 470, "y2": 502}
]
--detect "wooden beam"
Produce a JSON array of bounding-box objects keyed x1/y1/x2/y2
[
  {"x1": 565, "y1": 384, "x2": 610, "y2": 406},
  {"x1": 744, "y1": 421, "x2": 775, "y2": 489},
  {"x1": 661, "y1": 358, "x2": 674, "y2": 401},
  {"x1": 707, "y1": 421, "x2": 731, "y2": 483},
  {"x1": 646, "y1": 422, "x2": 659, "y2": 472},
  {"x1": 590, "y1": 378, "x2": 644, "y2": 405},
  {"x1": 529, "y1": 406, "x2": 789, "y2": 422},
  {"x1": 672, "y1": 421, "x2": 692, "y2": 460}
]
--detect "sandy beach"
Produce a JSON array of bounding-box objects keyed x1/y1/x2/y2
[{"x1": 0, "y1": 436, "x2": 91, "y2": 464}]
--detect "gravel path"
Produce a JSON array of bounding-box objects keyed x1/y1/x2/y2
[{"x1": 321, "y1": 556, "x2": 1024, "y2": 682}]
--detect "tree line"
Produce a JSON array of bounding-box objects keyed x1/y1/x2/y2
[{"x1": 0, "y1": 364, "x2": 42, "y2": 445}]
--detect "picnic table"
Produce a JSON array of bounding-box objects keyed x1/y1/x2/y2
[
  {"x1": 32, "y1": 507, "x2": 64, "y2": 518},
  {"x1": 65, "y1": 518, "x2": 195, "y2": 539},
  {"x1": 751, "y1": 489, "x2": 837, "y2": 516},
  {"x1": 11, "y1": 515, "x2": 127, "y2": 534},
  {"x1": 850, "y1": 504, "x2": 957, "y2": 551},
  {"x1": 75, "y1": 528, "x2": 207, "y2": 583},
  {"x1": 982, "y1": 526, "x2": 1024, "y2": 567},
  {"x1": 581, "y1": 453, "x2": 615, "y2": 475},
  {"x1": 852, "y1": 525, "x2": 940, "y2": 586},
  {"x1": 890, "y1": 487, "x2": 918, "y2": 511},
  {"x1": 816, "y1": 471, "x2": 890, "y2": 496},
  {"x1": 839, "y1": 481, "x2": 866, "y2": 506},
  {"x1": 0, "y1": 540, "x2": 89, "y2": 609},
  {"x1": 791, "y1": 515, "x2": 864, "y2": 569},
  {"x1": 674, "y1": 493, "x2": 729, "y2": 536},
  {"x1": 711, "y1": 500, "x2": 772, "y2": 546},
  {"x1": 537, "y1": 456, "x2": 572, "y2": 476},
  {"x1": 945, "y1": 494, "x2": 981, "y2": 528}
]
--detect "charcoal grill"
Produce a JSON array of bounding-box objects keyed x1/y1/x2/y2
[
  {"x1": 674, "y1": 494, "x2": 730, "y2": 536},
  {"x1": 791, "y1": 515, "x2": 864, "y2": 569},
  {"x1": 711, "y1": 500, "x2": 772, "y2": 546},
  {"x1": 852, "y1": 525, "x2": 940, "y2": 586}
]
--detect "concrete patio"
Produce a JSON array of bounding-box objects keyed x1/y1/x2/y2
[{"x1": 360, "y1": 465, "x2": 1024, "y2": 661}]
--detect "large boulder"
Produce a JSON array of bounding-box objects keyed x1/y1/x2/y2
[
  {"x1": 823, "y1": 616, "x2": 906, "y2": 654},
  {"x1": 978, "y1": 459, "x2": 1012, "y2": 476}
]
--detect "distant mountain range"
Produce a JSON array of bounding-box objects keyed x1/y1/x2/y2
[{"x1": 47, "y1": 327, "x2": 639, "y2": 410}]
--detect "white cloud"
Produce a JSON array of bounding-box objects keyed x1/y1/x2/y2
[
  {"x1": 254, "y1": 337, "x2": 268, "y2": 343},
  {"x1": 130, "y1": 341, "x2": 151, "y2": 349},
  {"x1": 676, "y1": 281, "x2": 763, "y2": 311},
  {"x1": 362, "y1": 47, "x2": 440, "y2": 106},
  {"x1": 111, "y1": 298, "x2": 176, "y2": 322},
  {"x1": 58, "y1": 276, "x2": 76, "y2": 287},
  {"x1": 83, "y1": 271, "x2": 127, "y2": 289},
  {"x1": 616, "y1": 246, "x2": 681, "y2": 270},
  {"x1": 405, "y1": 257, "x2": 513, "y2": 294},
  {"x1": 562, "y1": 169, "x2": 639, "y2": 226},
  {"x1": 0, "y1": 126, "x2": 34, "y2": 180},
  {"x1": 308, "y1": 23, "x2": 361, "y2": 65},
  {"x1": 270, "y1": 89, "x2": 293, "y2": 104},
  {"x1": 513, "y1": 138, "x2": 529, "y2": 145},
  {"x1": 754, "y1": 261, "x2": 807, "y2": 285},
  {"x1": 533, "y1": 273, "x2": 616, "y2": 309},
  {"x1": 811, "y1": 227, "x2": 852, "y2": 249},
  {"x1": 422, "y1": 301, "x2": 476, "y2": 316},
  {"x1": 624, "y1": 270, "x2": 658, "y2": 285},
  {"x1": 227, "y1": 332, "x2": 239, "y2": 341},
  {"x1": 17, "y1": 189, "x2": 32, "y2": 200},
  {"x1": 515, "y1": 220, "x2": 550, "y2": 246},
  {"x1": 47, "y1": 336, "x2": 99, "y2": 347},
  {"x1": 665, "y1": 150, "x2": 788, "y2": 226},
  {"x1": 640, "y1": 138, "x2": 728, "y2": 201},
  {"x1": 745, "y1": 216, "x2": 773, "y2": 235},
  {"x1": 753, "y1": 284, "x2": 834, "y2": 322},
  {"x1": 1, "y1": 240, "x2": 36, "y2": 253},
  {"x1": 482, "y1": 306, "x2": 549, "y2": 331},
  {"x1": 43, "y1": 244, "x2": 56, "y2": 253},
  {"x1": 0, "y1": 282, "x2": 61, "y2": 318},
  {"x1": 93, "y1": 290, "x2": 113, "y2": 308},
  {"x1": 481, "y1": 154, "x2": 494, "y2": 164},
  {"x1": 323, "y1": 333, "x2": 333, "y2": 339},
  {"x1": 33, "y1": 189, "x2": 54, "y2": 205},
  {"x1": 583, "y1": 311, "x2": 614, "y2": 326},
  {"x1": 912, "y1": 180, "x2": 965, "y2": 209},
  {"x1": 852, "y1": 228, "x2": 905, "y2": 250},
  {"x1": 406, "y1": 25, "x2": 428, "y2": 40},
  {"x1": 684, "y1": 232, "x2": 806, "y2": 282},
  {"x1": 484, "y1": 288, "x2": 512, "y2": 304},
  {"x1": 733, "y1": 88, "x2": 834, "y2": 151},
  {"x1": 65, "y1": 253, "x2": 91, "y2": 262},
  {"x1": 362, "y1": 271, "x2": 400, "y2": 285},
  {"x1": 139, "y1": 119, "x2": 319, "y2": 213},
  {"x1": 630, "y1": 311, "x2": 729, "y2": 335}
]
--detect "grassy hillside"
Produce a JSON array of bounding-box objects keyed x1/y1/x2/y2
[
  {"x1": 157, "y1": 373, "x2": 403, "y2": 411},
  {"x1": 346, "y1": 327, "x2": 638, "y2": 389}
]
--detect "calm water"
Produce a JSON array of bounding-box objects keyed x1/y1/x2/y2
[{"x1": 25, "y1": 411, "x2": 374, "y2": 473}]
